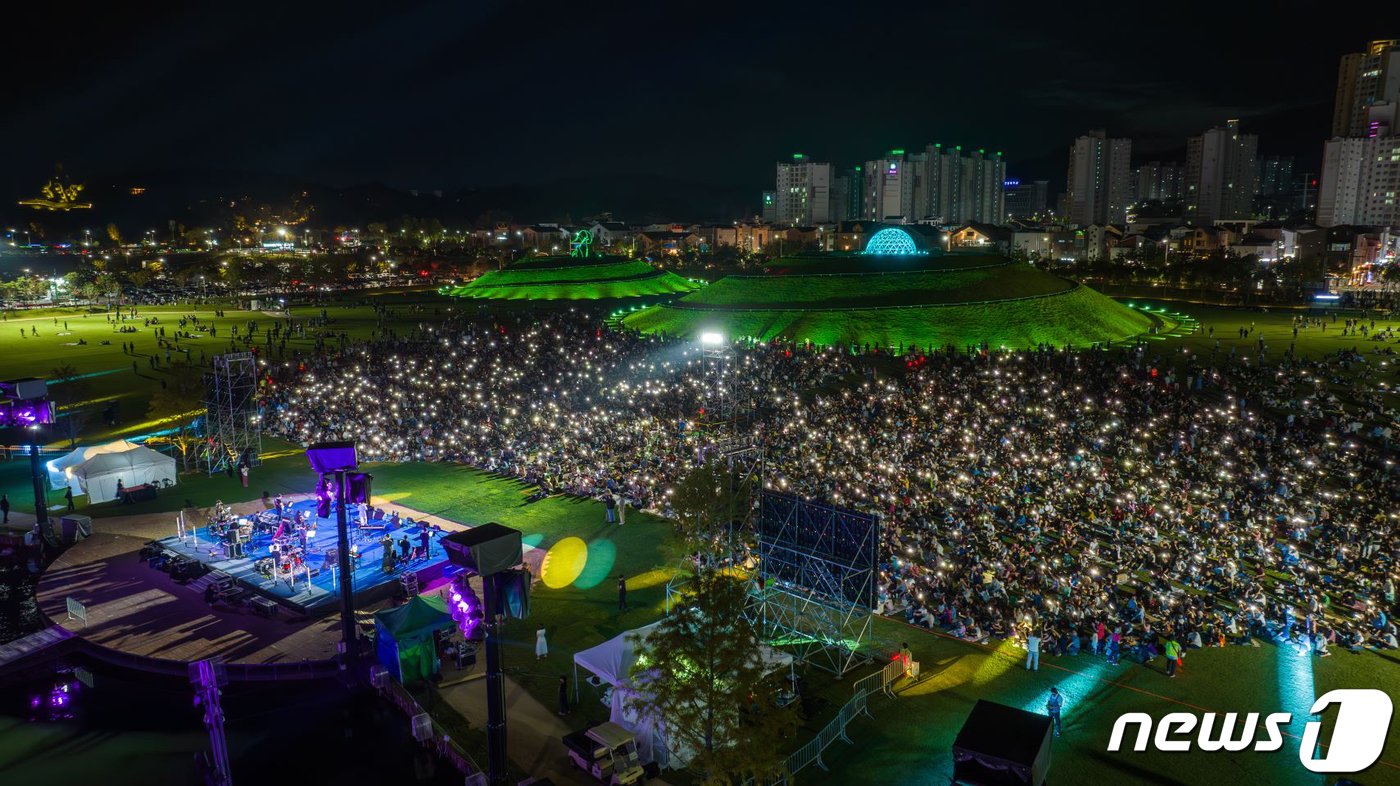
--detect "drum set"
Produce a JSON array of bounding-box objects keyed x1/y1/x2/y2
[{"x1": 207, "y1": 501, "x2": 324, "y2": 590}]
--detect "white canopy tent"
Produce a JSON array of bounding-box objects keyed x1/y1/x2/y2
[
  {"x1": 70, "y1": 445, "x2": 177, "y2": 503},
  {"x1": 572, "y1": 621, "x2": 794, "y2": 770},
  {"x1": 46, "y1": 441, "x2": 141, "y2": 493}
]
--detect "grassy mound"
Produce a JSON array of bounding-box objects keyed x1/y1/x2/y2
[
  {"x1": 686, "y1": 265, "x2": 1073, "y2": 309},
  {"x1": 442, "y1": 257, "x2": 701, "y2": 301},
  {"x1": 620, "y1": 260, "x2": 1158, "y2": 349},
  {"x1": 762, "y1": 252, "x2": 1007, "y2": 275}
]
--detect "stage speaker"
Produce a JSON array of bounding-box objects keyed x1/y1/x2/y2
[
  {"x1": 347, "y1": 472, "x2": 373, "y2": 504},
  {"x1": 306, "y1": 441, "x2": 357, "y2": 473},
  {"x1": 496, "y1": 568, "x2": 532, "y2": 619},
  {"x1": 443, "y1": 523, "x2": 522, "y2": 577}
]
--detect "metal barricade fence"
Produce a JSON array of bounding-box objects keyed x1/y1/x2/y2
[
  {"x1": 746, "y1": 657, "x2": 907, "y2": 785},
  {"x1": 374, "y1": 676, "x2": 485, "y2": 779}
]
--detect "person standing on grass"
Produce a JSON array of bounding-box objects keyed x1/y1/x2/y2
[
  {"x1": 604, "y1": 493, "x2": 617, "y2": 524},
  {"x1": 558, "y1": 675, "x2": 570, "y2": 716},
  {"x1": 1026, "y1": 630, "x2": 1041, "y2": 671},
  {"x1": 65, "y1": 487, "x2": 74, "y2": 511},
  {"x1": 536, "y1": 626, "x2": 548, "y2": 660},
  {"x1": 1046, "y1": 687, "x2": 1064, "y2": 737},
  {"x1": 617, "y1": 574, "x2": 627, "y2": 611},
  {"x1": 0, "y1": 493, "x2": 8, "y2": 524},
  {"x1": 1164, "y1": 635, "x2": 1181, "y2": 678}
]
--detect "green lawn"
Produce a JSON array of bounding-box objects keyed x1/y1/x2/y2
[
  {"x1": 444, "y1": 260, "x2": 702, "y2": 301},
  {"x1": 763, "y1": 252, "x2": 1007, "y2": 275},
  {"x1": 1143, "y1": 301, "x2": 1400, "y2": 429},
  {"x1": 0, "y1": 292, "x2": 452, "y2": 448},
  {"x1": 0, "y1": 437, "x2": 318, "y2": 524},
  {"x1": 445, "y1": 271, "x2": 701, "y2": 301},
  {"x1": 468, "y1": 260, "x2": 661, "y2": 285},
  {"x1": 679, "y1": 264, "x2": 1074, "y2": 309},
  {"x1": 821, "y1": 620, "x2": 1400, "y2": 785},
  {"x1": 623, "y1": 285, "x2": 1159, "y2": 350}
]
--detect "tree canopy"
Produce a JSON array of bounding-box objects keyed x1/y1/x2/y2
[{"x1": 627, "y1": 571, "x2": 797, "y2": 785}]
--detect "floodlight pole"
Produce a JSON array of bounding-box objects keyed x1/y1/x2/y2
[
  {"x1": 29, "y1": 430, "x2": 48, "y2": 527},
  {"x1": 483, "y1": 573, "x2": 507, "y2": 786},
  {"x1": 334, "y1": 468, "x2": 357, "y2": 673}
]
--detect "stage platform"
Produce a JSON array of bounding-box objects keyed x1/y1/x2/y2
[{"x1": 156, "y1": 499, "x2": 456, "y2": 615}]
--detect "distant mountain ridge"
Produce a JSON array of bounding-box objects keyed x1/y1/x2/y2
[{"x1": 0, "y1": 168, "x2": 759, "y2": 230}]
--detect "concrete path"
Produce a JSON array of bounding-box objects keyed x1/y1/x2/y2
[{"x1": 438, "y1": 675, "x2": 675, "y2": 786}]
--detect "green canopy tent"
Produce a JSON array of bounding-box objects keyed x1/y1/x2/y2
[{"x1": 374, "y1": 595, "x2": 454, "y2": 683}]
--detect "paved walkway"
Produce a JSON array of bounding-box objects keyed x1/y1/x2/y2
[{"x1": 439, "y1": 674, "x2": 677, "y2": 786}]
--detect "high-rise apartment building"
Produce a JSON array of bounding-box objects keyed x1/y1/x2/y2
[
  {"x1": 1332, "y1": 39, "x2": 1400, "y2": 137},
  {"x1": 1256, "y1": 156, "x2": 1295, "y2": 196},
  {"x1": 1185, "y1": 120, "x2": 1258, "y2": 223},
  {"x1": 906, "y1": 144, "x2": 1006, "y2": 224},
  {"x1": 1004, "y1": 179, "x2": 1049, "y2": 219},
  {"x1": 1317, "y1": 136, "x2": 1400, "y2": 227},
  {"x1": 774, "y1": 154, "x2": 833, "y2": 225},
  {"x1": 862, "y1": 150, "x2": 916, "y2": 221},
  {"x1": 1319, "y1": 41, "x2": 1400, "y2": 229},
  {"x1": 1064, "y1": 129, "x2": 1132, "y2": 225},
  {"x1": 1132, "y1": 161, "x2": 1184, "y2": 203}
]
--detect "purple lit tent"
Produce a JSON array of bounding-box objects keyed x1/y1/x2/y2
[{"x1": 952, "y1": 700, "x2": 1053, "y2": 786}]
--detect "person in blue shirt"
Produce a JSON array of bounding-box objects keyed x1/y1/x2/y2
[{"x1": 1046, "y1": 687, "x2": 1064, "y2": 737}]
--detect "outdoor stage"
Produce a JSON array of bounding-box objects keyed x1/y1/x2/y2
[{"x1": 156, "y1": 499, "x2": 456, "y2": 615}]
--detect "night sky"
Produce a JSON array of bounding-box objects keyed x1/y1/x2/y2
[{"x1": 0, "y1": 0, "x2": 1367, "y2": 196}]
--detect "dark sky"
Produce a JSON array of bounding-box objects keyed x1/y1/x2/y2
[{"x1": 0, "y1": 0, "x2": 1370, "y2": 194}]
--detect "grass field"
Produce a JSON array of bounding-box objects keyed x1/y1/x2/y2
[
  {"x1": 465, "y1": 260, "x2": 660, "y2": 285},
  {"x1": 674, "y1": 264, "x2": 1074, "y2": 309},
  {"x1": 762, "y1": 252, "x2": 1008, "y2": 275},
  {"x1": 623, "y1": 284, "x2": 1158, "y2": 350},
  {"x1": 443, "y1": 257, "x2": 701, "y2": 301},
  {"x1": 0, "y1": 292, "x2": 454, "y2": 448},
  {"x1": 446, "y1": 272, "x2": 700, "y2": 301}
]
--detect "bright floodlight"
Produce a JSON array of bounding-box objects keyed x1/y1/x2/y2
[{"x1": 700, "y1": 332, "x2": 724, "y2": 345}]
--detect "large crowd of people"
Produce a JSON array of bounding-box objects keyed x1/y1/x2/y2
[{"x1": 265, "y1": 310, "x2": 1399, "y2": 669}]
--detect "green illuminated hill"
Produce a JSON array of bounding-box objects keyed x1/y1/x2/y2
[
  {"x1": 441, "y1": 257, "x2": 701, "y2": 301},
  {"x1": 619, "y1": 254, "x2": 1160, "y2": 350}
]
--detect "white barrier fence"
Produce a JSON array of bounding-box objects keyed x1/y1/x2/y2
[
  {"x1": 65, "y1": 596, "x2": 87, "y2": 627},
  {"x1": 749, "y1": 656, "x2": 908, "y2": 785}
]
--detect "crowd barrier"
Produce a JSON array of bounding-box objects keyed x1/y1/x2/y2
[
  {"x1": 371, "y1": 666, "x2": 485, "y2": 782},
  {"x1": 747, "y1": 656, "x2": 907, "y2": 785}
]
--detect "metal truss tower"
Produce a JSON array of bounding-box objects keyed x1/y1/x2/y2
[
  {"x1": 204, "y1": 352, "x2": 261, "y2": 475},
  {"x1": 699, "y1": 337, "x2": 735, "y2": 427}
]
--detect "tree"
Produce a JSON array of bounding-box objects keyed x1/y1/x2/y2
[
  {"x1": 669, "y1": 460, "x2": 750, "y2": 555},
  {"x1": 145, "y1": 361, "x2": 207, "y2": 470},
  {"x1": 628, "y1": 571, "x2": 798, "y2": 784},
  {"x1": 48, "y1": 363, "x2": 91, "y2": 446}
]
